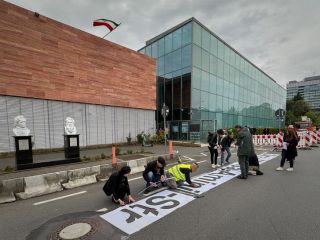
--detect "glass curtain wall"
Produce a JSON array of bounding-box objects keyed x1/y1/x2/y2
[
  {"x1": 140, "y1": 19, "x2": 287, "y2": 142},
  {"x1": 191, "y1": 22, "x2": 286, "y2": 140},
  {"x1": 139, "y1": 22, "x2": 192, "y2": 140}
]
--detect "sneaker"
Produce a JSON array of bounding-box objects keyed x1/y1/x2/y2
[
  {"x1": 276, "y1": 167, "x2": 284, "y2": 171},
  {"x1": 248, "y1": 170, "x2": 257, "y2": 176},
  {"x1": 286, "y1": 168, "x2": 293, "y2": 172},
  {"x1": 216, "y1": 164, "x2": 221, "y2": 167},
  {"x1": 211, "y1": 164, "x2": 216, "y2": 168}
]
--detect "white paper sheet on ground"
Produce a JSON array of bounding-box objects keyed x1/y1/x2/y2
[
  {"x1": 176, "y1": 162, "x2": 241, "y2": 195},
  {"x1": 100, "y1": 153, "x2": 279, "y2": 236},
  {"x1": 100, "y1": 190, "x2": 194, "y2": 235}
]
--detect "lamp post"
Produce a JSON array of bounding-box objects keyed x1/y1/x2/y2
[{"x1": 162, "y1": 103, "x2": 169, "y2": 153}]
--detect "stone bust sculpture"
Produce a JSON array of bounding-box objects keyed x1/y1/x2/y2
[
  {"x1": 13, "y1": 115, "x2": 30, "y2": 136},
  {"x1": 64, "y1": 117, "x2": 77, "y2": 135}
]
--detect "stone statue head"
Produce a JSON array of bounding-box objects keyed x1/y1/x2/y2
[
  {"x1": 64, "y1": 117, "x2": 77, "y2": 135},
  {"x1": 13, "y1": 115, "x2": 30, "y2": 136}
]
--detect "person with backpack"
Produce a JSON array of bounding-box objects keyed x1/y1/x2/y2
[
  {"x1": 102, "y1": 166, "x2": 135, "y2": 206},
  {"x1": 207, "y1": 131, "x2": 219, "y2": 168}
]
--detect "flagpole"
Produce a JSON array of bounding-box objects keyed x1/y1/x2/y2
[{"x1": 102, "y1": 23, "x2": 121, "y2": 39}]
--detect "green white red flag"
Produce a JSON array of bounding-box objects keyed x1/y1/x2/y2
[{"x1": 93, "y1": 19, "x2": 120, "y2": 32}]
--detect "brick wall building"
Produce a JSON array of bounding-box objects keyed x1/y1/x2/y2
[{"x1": 0, "y1": 0, "x2": 156, "y2": 152}]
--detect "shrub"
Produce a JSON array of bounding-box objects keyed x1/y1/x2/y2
[
  {"x1": 127, "y1": 150, "x2": 133, "y2": 154},
  {"x1": 101, "y1": 153, "x2": 106, "y2": 159},
  {"x1": 115, "y1": 147, "x2": 121, "y2": 155},
  {"x1": 136, "y1": 132, "x2": 144, "y2": 144}
]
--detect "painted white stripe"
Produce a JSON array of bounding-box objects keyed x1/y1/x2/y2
[
  {"x1": 200, "y1": 153, "x2": 207, "y2": 156},
  {"x1": 96, "y1": 208, "x2": 108, "y2": 212},
  {"x1": 197, "y1": 160, "x2": 208, "y2": 164},
  {"x1": 128, "y1": 176, "x2": 143, "y2": 182},
  {"x1": 183, "y1": 155, "x2": 195, "y2": 161},
  {"x1": 33, "y1": 191, "x2": 87, "y2": 206}
]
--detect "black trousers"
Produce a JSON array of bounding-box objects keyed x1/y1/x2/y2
[
  {"x1": 280, "y1": 149, "x2": 294, "y2": 168},
  {"x1": 209, "y1": 147, "x2": 218, "y2": 165},
  {"x1": 113, "y1": 183, "x2": 129, "y2": 200}
]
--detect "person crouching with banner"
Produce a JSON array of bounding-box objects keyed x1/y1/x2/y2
[
  {"x1": 103, "y1": 166, "x2": 135, "y2": 206},
  {"x1": 166, "y1": 163, "x2": 200, "y2": 189},
  {"x1": 248, "y1": 153, "x2": 264, "y2": 175}
]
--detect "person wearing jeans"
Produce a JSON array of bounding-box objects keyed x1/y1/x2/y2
[{"x1": 220, "y1": 131, "x2": 233, "y2": 165}]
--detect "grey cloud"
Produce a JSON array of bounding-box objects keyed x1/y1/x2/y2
[{"x1": 5, "y1": 0, "x2": 320, "y2": 86}]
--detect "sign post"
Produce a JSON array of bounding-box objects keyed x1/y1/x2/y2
[
  {"x1": 161, "y1": 103, "x2": 169, "y2": 154},
  {"x1": 275, "y1": 108, "x2": 285, "y2": 132}
]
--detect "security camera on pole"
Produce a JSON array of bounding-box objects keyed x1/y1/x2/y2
[{"x1": 161, "y1": 103, "x2": 169, "y2": 153}]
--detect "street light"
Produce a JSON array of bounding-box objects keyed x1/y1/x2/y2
[{"x1": 162, "y1": 103, "x2": 169, "y2": 153}]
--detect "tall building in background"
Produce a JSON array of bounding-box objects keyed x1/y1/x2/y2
[
  {"x1": 287, "y1": 75, "x2": 320, "y2": 111},
  {"x1": 139, "y1": 18, "x2": 286, "y2": 141}
]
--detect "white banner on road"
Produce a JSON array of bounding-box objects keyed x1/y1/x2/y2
[
  {"x1": 100, "y1": 190, "x2": 194, "y2": 235},
  {"x1": 100, "y1": 153, "x2": 279, "y2": 235}
]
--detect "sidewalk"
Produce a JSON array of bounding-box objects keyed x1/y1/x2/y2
[{"x1": 0, "y1": 143, "x2": 202, "y2": 204}]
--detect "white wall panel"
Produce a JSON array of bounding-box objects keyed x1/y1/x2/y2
[{"x1": 0, "y1": 96, "x2": 155, "y2": 152}]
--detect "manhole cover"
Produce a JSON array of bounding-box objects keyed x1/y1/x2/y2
[
  {"x1": 59, "y1": 223, "x2": 91, "y2": 239},
  {"x1": 49, "y1": 218, "x2": 100, "y2": 240}
]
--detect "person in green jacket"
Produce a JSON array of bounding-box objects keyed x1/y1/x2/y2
[{"x1": 234, "y1": 125, "x2": 255, "y2": 179}]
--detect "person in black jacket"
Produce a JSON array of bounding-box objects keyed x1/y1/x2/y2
[
  {"x1": 220, "y1": 130, "x2": 234, "y2": 166},
  {"x1": 142, "y1": 156, "x2": 166, "y2": 188},
  {"x1": 103, "y1": 166, "x2": 135, "y2": 206},
  {"x1": 207, "y1": 131, "x2": 219, "y2": 168}
]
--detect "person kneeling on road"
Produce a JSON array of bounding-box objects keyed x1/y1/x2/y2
[
  {"x1": 166, "y1": 162, "x2": 200, "y2": 189},
  {"x1": 103, "y1": 166, "x2": 135, "y2": 206},
  {"x1": 143, "y1": 156, "x2": 166, "y2": 189},
  {"x1": 248, "y1": 153, "x2": 264, "y2": 176}
]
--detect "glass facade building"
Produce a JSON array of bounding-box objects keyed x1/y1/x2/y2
[
  {"x1": 139, "y1": 18, "x2": 286, "y2": 141},
  {"x1": 287, "y1": 76, "x2": 320, "y2": 111}
]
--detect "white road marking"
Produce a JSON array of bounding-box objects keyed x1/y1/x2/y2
[
  {"x1": 183, "y1": 155, "x2": 195, "y2": 161},
  {"x1": 96, "y1": 208, "x2": 108, "y2": 212},
  {"x1": 33, "y1": 191, "x2": 87, "y2": 206},
  {"x1": 197, "y1": 160, "x2": 208, "y2": 164},
  {"x1": 200, "y1": 153, "x2": 207, "y2": 156},
  {"x1": 128, "y1": 176, "x2": 143, "y2": 182}
]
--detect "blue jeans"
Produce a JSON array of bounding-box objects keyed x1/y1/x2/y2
[
  {"x1": 146, "y1": 171, "x2": 161, "y2": 187},
  {"x1": 221, "y1": 147, "x2": 231, "y2": 165}
]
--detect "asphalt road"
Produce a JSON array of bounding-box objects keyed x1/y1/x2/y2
[{"x1": 1, "y1": 146, "x2": 319, "y2": 240}]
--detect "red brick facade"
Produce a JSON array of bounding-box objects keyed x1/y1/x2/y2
[{"x1": 0, "y1": 1, "x2": 156, "y2": 110}]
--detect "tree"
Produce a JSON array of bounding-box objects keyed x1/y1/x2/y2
[{"x1": 285, "y1": 93, "x2": 311, "y2": 125}]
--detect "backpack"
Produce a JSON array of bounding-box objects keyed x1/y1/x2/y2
[{"x1": 102, "y1": 178, "x2": 112, "y2": 196}]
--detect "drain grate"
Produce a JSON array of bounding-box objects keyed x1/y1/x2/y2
[{"x1": 49, "y1": 218, "x2": 100, "y2": 240}]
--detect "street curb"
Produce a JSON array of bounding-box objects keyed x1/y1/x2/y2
[{"x1": 0, "y1": 153, "x2": 176, "y2": 204}]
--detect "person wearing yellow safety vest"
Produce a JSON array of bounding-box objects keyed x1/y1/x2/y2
[{"x1": 166, "y1": 162, "x2": 200, "y2": 188}]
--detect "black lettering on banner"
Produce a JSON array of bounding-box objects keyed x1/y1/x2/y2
[
  {"x1": 121, "y1": 209, "x2": 143, "y2": 223},
  {"x1": 194, "y1": 178, "x2": 210, "y2": 183},
  {"x1": 130, "y1": 204, "x2": 159, "y2": 216},
  {"x1": 192, "y1": 180, "x2": 207, "y2": 184},
  {"x1": 199, "y1": 176, "x2": 217, "y2": 181},
  {"x1": 146, "y1": 196, "x2": 180, "y2": 209},
  {"x1": 203, "y1": 174, "x2": 223, "y2": 181},
  {"x1": 217, "y1": 170, "x2": 236, "y2": 176}
]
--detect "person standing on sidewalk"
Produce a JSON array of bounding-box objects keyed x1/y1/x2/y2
[
  {"x1": 276, "y1": 128, "x2": 298, "y2": 171},
  {"x1": 102, "y1": 166, "x2": 135, "y2": 206},
  {"x1": 220, "y1": 130, "x2": 234, "y2": 166},
  {"x1": 234, "y1": 125, "x2": 255, "y2": 179},
  {"x1": 207, "y1": 131, "x2": 219, "y2": 168}
]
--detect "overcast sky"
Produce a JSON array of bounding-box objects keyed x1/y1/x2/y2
[{"x1": 6, "y1": 0, "x2": 320, "y2": 87}]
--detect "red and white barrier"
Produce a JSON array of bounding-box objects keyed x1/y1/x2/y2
[{"x1": 317, "y1": 130, "x2": 320, "y2": 144}]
